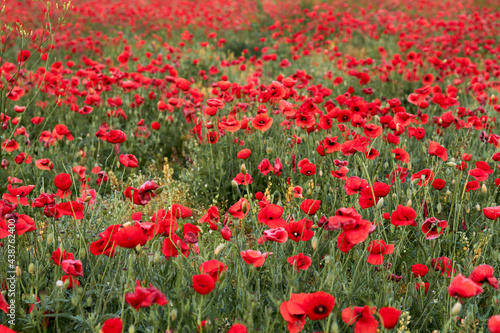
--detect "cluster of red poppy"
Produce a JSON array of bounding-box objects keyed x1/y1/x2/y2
[{"x1": 2, "y1": 0, "x2": 500, "y2": 332}]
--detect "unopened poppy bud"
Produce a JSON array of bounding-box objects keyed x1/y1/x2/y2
[
  {"x1": 383, "y1": 162, "x2": 389, "y2": 169},
  {"x1": 47, "y1": 233, "x2": 54, "y2": 245},
  {"x1": 392, "y1": 193, "x2": 397, "y2": 199},
  {"x1": 411, "y1": 178, "x2": 420, "y2": 185},
  {"x1": 16, "y1": 266, "x2": 22, "y2": 277},
  {"x1": 86, "y1": 296, "x2": 92, "y2": 307},
  {"x1": 123, "y1": 221, "x2": 133, "y2": 228},
  {"x1": 129, "y1": 325, "x2": 136, "y2": 333},
  {"x1": 155, "y1": 186, "x2": 164, "y2": 195},
  {"x1": 71, "y1": 296, "x2": 78, "y2": 307},
  {"x1": 327, "y1": 273, "x2": 335, "y2": 285},
  {"x1": 451, "y1": 302, "x2": 462, "y2": 316},
  {"x1": 446, "y1": 161, "x2": 457, "y2": 167},
  {"x1": 376, "y1": 197, "x2": 384, "y2": 209},
  {"x1": 231, "y1": 180, "x2": 238, "y2": 188},
  {"x1": 242, "y1": 201, "x2": 248, "y2": 214},
  {"x1": 214, "y1": 243, "x2": 225, "y2": 255},
  {"x1": 445, "y1": 190, "x2": 451, "y2": 196},
  {"x1": 266, "y1": 147, "x2": 272, "y2": 154},
  {"x1": 154, "y1": 252, "x2": 161, "y2": 263},
  {"x1": 311, "y1": 236, "x2": 318, "y2": 250},
  {"x1": 56, "y1": 280, "x2": 64, "y2": 288},
  {"x1": 171, "y1": 309, "x2": 178, "y2": 321},
  {"x1": 85, "y1": 195, "x2": 92, "y2": 202},
  {"x1": 28, "y1": 263, "x2": 35, "y2": 274},
  {"x1": 481, "y1": 184, "x2": 487, "y2": 194},
  {"x1": 79, "y1": 248, "x2": 86, "y2": 259},
  {"x1": 396, "y1": 123, "x2": 402, "y2": 132},
  {"x1": 240, "y1": 164, "x2": 247, "y2": 174},
  {"x1": 135, "y1": 244, "x2": 142, "y2": 252},
  {"x1": 407, "y1": 199, "x2": 412, "y2": 206},
  {"x1": 437, "y1": 203, "x2": 442, "y2": 213},
  {"x1": 408, "y1": 162, "x2": 411, "y2": 170},
  {"x1": 452, "y1": 180, "x2": 455, "y2": 185},
  {"x1": 476, "y1": 204, "x2": 481, "y2": 211},
  {"x1": 331, "y1": 322, "x2": 339, "y2": 333}
]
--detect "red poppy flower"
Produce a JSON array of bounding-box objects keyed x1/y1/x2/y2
[
  {"x1": 114, "y1": 224, "x2": 149, "y2": 248},
  {"x1": 240, "y1": 250, "x2": 272, "y2": 267},
  {"x1": 411, "y1": 169, "x2": 434, "y2": 186},
  {"x1": 0, "y1": 214, "x2": 36, "y2": 238},
  {"x1": 431, "y1": 257, "x2": 454, "y2": 278},
  {"x1": 428, "y1": 141, "x2": 448, "y2": 161},
  {"x1": 448, "y1": 274, "x2": 483, "y2": 298},
  {"x1": 257, "y1": 204, "x2": 286, "y2": 228},
  {"x1": 162, "y1": 234, "x2": 190, "y2": 259},
  {"x1": 219, "y1": 116, "x2": 241, "y2": 132},
  {"x1": 390, "y1": 205, "x2": 416, "y2": 226},
  {"x1": 1, "y1": 139, "x2": 19, "y2": 152},
  {"x1": 342, "y1": 305, "x2": 379, "y2": 333},
  {"x1": 411, "y1": 264, "x2": 429, "y2": 278},
  {"x1": 421, "y1": 217, "x2": 447, "y2": 239},
  {"x1": 233, "y1": 173, "x2": 253, "y2": 185},
  {"x1": 171, "y1": 204, "x2": 192, "y2": 219},
  {"x1": 280, "y1": 299, "x2": 306, "y2": 333},
  {"x1": 200, "y1": 206, "x2": 219, "y2": 228},
  {"x1": 285, "y1": 218, "x2": 314, "y2": 242},
  {"x1": 0, "y1": 293, "x2": 8, "y2": 314},
  {"x1": 237, "y1": 149, "x2": 251, "y2": 159},
  {"x1": 152, "y1": 209, "x2": 178, "y2": 236},
  {"x1": 36, "y1": 158, "x2": 54, "y2": 171},
  {"x1": 366, "y1": 239, "x2": 394, "y2": 265},
  {"x1": 17, "y1": 50, "x2": 31, "y2": 63},
  {"x1": 274, "y1": 158, "x2": 283, "y2": 176},
  {"x1": 363, "y1": 123, "x2": 382, "y2": 138},
  {"x1": 432, "y1": 179, "x2": 446, "y2": 190},
  {"x1": 51, "y1": 248, "x2": 75, "y2": 266},
  {"x1": 90, "y1": 224, "x2": 120, "y2": 257},
  {"x1": 489, "y1": 315, "x2": 500, "y2": 333},
  {"x1": 344, "y1": 177, "x2": 368, "y2": 195},
  {"x1": 106, "y1": 130, "x2": 127, "y2": 144},
  {"x1": 2, "y1": 184, "x2": 35, "y2": 205},
  {"x1": 469, "y1": 264, "x2": 498, "y2": 289},
  {"x1": 61, "y1": 275, "x2": 80, "y2": 289},
  {"x1": 101, "y1": 318, "x2": 123, "y2": 333},
  {"x1": 299, "y1": 161, "x2": 317, "y2": 176},
  {"x1": 228, "y1": 198, "x2": 250, "y2": 219},
  {"x1": 465, "y1": 180, "x2": 480, "y2": 192},
  {"x1": 379, "y1": 307, "x2": 401, "y2": 329},
  {"x1": 252, "y1": 114, "x2": 273, "y2": 132},
  {"x1": 287, "y1": 253, "x2": 312, "y2": 272},
  {"x1": 261, "y1": 227, "x2": 288, "y2": 243},
  {"x1": 55, "y1": 201, "x2": 84, "y2": 220},
  {"x1": 54, "y1": 173, "x2": 72, "y2": 199},
  {"x1": 206, "y1": 131, "x2": 219, "y2": 144},
  {"x1": 320, "y1": 136, "x2": 341, "y2": 154},
  {"x1": 61, "y1": 259, "x2": 84, "y2": 277},
  {"x1": 331, "y1": 167, "x2": 349, "y2": 180},
  {"x1": 416, "y1": 282, "x2": 430, "y2": 294},
  {"x1": 296, "y1": 292, "x2": 335, "y2": 321},
  {"x1": 258, "y1": 159, "x2": 272, "y2": 175},
  {"x1": 192, "y1": 274, "x2": 215, "y2": 295},
  {"x1": 391, "y1": 148, "x2": 410, "y2": 163},
  {"x1": 228, "y1": 323, "x2": 247, "y2": 333},
  {"x1": 119, "y1": 154, "x2": 138, "y2": 168},
  {"x1": 483, "y1": 206, "x2": 500, "y2": 220},
  {"x1": 468, "y1": 168, "x2": 489, "y2": 182},
  {"x1": 327, "y1": 207, "x2": 372, "y2": 244},
  {"x1": 199, "y1": 260, "x2": 227, "y2": 283},
  {"x1": 300, "y1": 199, "x2": 321, "y2": 215},
  {"x1": 221, "y1": 225, "x2": 232, "y2": 240},
  {"x1": 125, "y1": 280, "x2": 168, "y2": 310}
]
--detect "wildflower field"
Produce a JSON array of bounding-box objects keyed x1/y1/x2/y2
[{"x1": 1, "y1": 0, "x2": 500, "y2": 332}]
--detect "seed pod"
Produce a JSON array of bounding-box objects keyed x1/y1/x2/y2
[
  {"x1": 29, "y1": 263, "x2": 35, "y2": 274},
  {"x1": 242, "y1": 201, "x2": 248, "y2": 214}
]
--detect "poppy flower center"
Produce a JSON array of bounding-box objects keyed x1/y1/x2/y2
[
  {"x1": 314, "y1": 305, "x2": 326, "y2": 314},
  {"x1": 292, "y1": 231, "x2": 300, "y2": 238}
]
